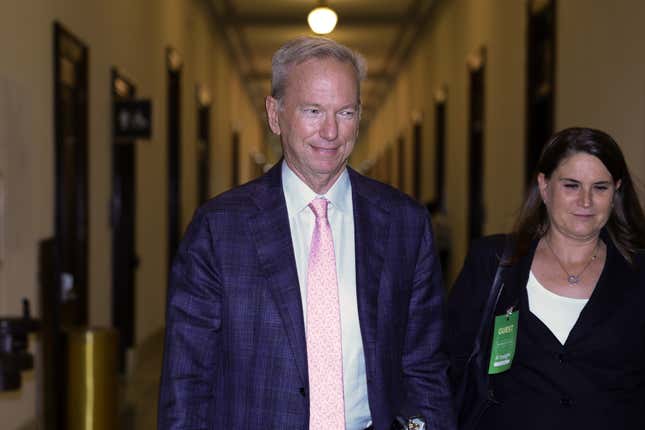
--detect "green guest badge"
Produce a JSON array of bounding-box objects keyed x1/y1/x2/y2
[{"x1": 488, "y1": 309, "x2": 519, "y2": 374}]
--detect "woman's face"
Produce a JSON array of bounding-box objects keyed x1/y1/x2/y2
[{"x1": 538, "y1": 152, "x2": 620, "y2": 242}]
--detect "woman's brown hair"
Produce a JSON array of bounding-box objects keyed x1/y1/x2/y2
[{"x1": 509, "y1": 127, "x2": 645, "y2": 264}]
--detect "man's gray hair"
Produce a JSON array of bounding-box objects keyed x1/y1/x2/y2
[{"x1": 271, "y1": 36, "x2": 367, "y2": 102}]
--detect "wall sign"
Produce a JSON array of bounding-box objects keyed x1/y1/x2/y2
[{"x1": 114, "y1": 100, "x2": 152, "y2": 139}]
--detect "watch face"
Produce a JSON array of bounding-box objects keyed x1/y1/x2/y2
[
  {"x1": 407, "y1": 417, "x2": 426, "y2": 430},
  {"x1": 394, "y1": 416, "x2": 426, "y2": 430}
]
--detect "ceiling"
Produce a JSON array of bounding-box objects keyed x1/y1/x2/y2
[{"x1": 208, "y1": 0, "x2": 437, "y2": 125}]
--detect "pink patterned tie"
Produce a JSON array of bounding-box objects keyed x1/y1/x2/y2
[{"x1": 306, "y1": 198, "x2": 346, "y2": 430}]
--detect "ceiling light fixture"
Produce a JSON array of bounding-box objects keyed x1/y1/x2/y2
[{"x1": 307, "y1": 2, "x2": 338, "y2": 35}]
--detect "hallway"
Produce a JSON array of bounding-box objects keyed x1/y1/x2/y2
[{"x1": 3, "y1": 0, "x2": 645, "y2": 428}]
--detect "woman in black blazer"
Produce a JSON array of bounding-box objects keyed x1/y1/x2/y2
[{"x1": 447, "y1": 127, "x2": 645, "y2": 430}]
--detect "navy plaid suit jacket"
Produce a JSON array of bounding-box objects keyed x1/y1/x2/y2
[{"x1": 158, "y1": 162, "x2": 455, "y2": 430}]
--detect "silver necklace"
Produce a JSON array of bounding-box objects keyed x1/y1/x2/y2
[{"x1": 544, "y1": 238, "x2": 599, "y2": 285}]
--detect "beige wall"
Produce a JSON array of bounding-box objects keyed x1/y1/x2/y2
[
  {"x1": 557, "y1": 1, "x2": 645, "y2": 191},
  {"x1": 1, "y1": 3, "x2": 57, "y2": 426},
  {"x1": 357, "y1": 0, "x2": 526, "y2": 283},
  {"x1": 0, "y1": 0, "x2": 263, "y2": 427},
  {"x1": 357, "y1": 0, "x2": 645, "y2": 285}
]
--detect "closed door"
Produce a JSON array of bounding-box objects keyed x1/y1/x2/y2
[
  {"x1": 468, "y1": 49, "x2": 486, "y2": 242},
  {"x1": 167, "y1": 47, "x2": 183, "y2": 270},
  {"x1": 111, "y1": 69, "x2": 139, "y2": 372},
  {"x1": 526, "y1": 0, "x2": 556, "y2": 184},
  {"x1": 49, "y1": 21, "x2": 89, "y2": 430},
  {"x1": 54, "y1": 22, "x2": 89, "y2": 328}
]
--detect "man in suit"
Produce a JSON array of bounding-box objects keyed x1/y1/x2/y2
[{"x1": 158, "y1": 36, "x2": 455, "y2": 430}]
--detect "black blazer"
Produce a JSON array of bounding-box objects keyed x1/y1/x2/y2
[{"x1": 446, "y1": 233, "x2": 645, "y2": 430}]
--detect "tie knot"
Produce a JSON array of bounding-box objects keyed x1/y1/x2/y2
[{"x1": 309, "y1": 198, "x2": 329, "y2": 220}]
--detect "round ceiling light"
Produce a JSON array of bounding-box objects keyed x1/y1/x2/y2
[{"x1": 307, "y1": 6, "x2": 338, "y2": 35}]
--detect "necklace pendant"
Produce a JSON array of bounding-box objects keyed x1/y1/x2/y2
[{"x1": 567, "y1": 274, "x2": 580, "y2": 285}]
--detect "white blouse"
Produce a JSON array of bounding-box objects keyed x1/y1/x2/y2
[{"x1": 526, "y1": 271, "x2": 589, "y2": 345}]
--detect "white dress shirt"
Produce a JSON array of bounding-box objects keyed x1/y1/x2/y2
[
  {"x1": 282, "y1": 161, "x2": 371, "y2": 430},
  {"x1": 527, "y1": 271, "x2": 588, "y2": 345}
]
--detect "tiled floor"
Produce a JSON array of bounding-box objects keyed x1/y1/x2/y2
[{"x1": 120, "y1": 329, "x2": 164, "y2": 429}]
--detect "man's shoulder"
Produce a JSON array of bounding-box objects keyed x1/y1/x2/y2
[
  {"x1": 196, "y1": 175, "x2": 273, "y2": 217},
  {"x1": 348, "y1": 168, "x2": 426, "y2": 213}
]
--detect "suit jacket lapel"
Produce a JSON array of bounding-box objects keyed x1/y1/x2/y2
[
  {"x1": 248, "y1": 163, "x2": 308, "y2": 385},
  {"x1": 349, "y1": 169, "x2": 389, "y2": 364},
  {"x1": 567, "y1": 236, "x2": 633, "y2": 345}
]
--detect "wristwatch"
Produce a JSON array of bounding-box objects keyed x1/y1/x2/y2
[{"x1": 392, "y1": 415, "x2": 426, "y2": 430}]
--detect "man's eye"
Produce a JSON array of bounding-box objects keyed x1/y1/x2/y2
[
  {"x1": 304, "y1": 108, "x2": 320, "y2": 115},
  {"x1": 339, "y1": 110, "x2": 355, "y2": 118},
  {"x1": 594, "y1": 185, "x2": 609, "y2": 191},
  {"x1": 563, "y1": 183, "x2": 579, "y2": 189}
]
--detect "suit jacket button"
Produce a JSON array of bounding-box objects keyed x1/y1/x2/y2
[
  {"x1": 558, "y1": 353, "x2": 566, "y2": 363},
  {"x1": 560, "y1": 397, "x2": 572, "y2": 407},
  {"x1": 299, "y1": 387, "x2": 306, "y2": 397}
]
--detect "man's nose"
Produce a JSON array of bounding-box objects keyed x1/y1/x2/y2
[{"x1": 319, "y1": 114, "x2": 338, "y2": 141}]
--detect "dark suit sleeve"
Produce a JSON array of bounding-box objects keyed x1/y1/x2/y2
[
  {"x1": 402, "y1": 214, "x2": 457, "y2": 430},
  {"x1": 444, "y1": 237, "x2": 499, "y2": 391},
  {"x1": 158, "y1": 211, "x2": 222, "y2": 430}
]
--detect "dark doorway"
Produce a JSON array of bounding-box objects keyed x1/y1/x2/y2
[
  {"x1": 50, "y1": 21, "x2": 89, "y2": 430},
  {"x1": 231, "y1": 131, "x2": 240, "y2": 187},
  {"x1": 397, "y1": 135, "x2": 405, "y2": 192},
  {"x1": 430, "y1": 92, "x2": 450, "y2": 281},
  {"x1": 54, "y1": 23, "x2": 89, "y2": 328},
  {"x1": 111, "y1": 69, "x2": 139, "y2": 373},
  {"x1": 429, "y1": 92, "x2": 447, "y2": 213},
  {"x1": 412, "y1": 121, "x2": 422, "y2": 201},
  {"x1": 167, "y1": 47, "x2": 182, "y2": 270},
  {"x1": 196, "y1": 87, "x2": 211, "y2": 204},
  {"x1": 467, "y1": 48, "x2": 486, "y2": 243},
  {"x1": 526, "y1": 0, "x2": 556, "y2": 184}
]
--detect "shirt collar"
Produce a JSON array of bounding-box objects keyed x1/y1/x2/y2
[{"x1": 281, "y1": 160, "x2": 352, "y2": 215}]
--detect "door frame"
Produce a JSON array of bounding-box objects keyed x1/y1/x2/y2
[
  {"x1": 196, "y1": 85, "x2": 211, "y2": 204},
  {"x1": 467, "y1": 47, "x2": 486, "y2": 243},
  {"x1": 49, "y1": 21, "x2": 90, "y2": 430},
  {"x1": 111, "y1": 68, "x2": 138, "y2": 373},
  {"x1": 167, "y1": 47, "x2": 183, "y2": 270},
  {"x1": 526, "y1": 0, "x2": 556, "y2": 184}
]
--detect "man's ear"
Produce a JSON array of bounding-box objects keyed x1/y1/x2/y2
[{"x1": 265, "y1": 96, "x2": 281, "y2": 135}]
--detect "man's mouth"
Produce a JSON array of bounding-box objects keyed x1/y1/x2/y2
[{"x1": 311, "y1": 144, "x2": 340, "y2": 154}]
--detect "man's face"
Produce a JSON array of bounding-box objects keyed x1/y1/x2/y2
[{"x1": 266, "y1": 57, "x2": 360, "y2": 193}]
